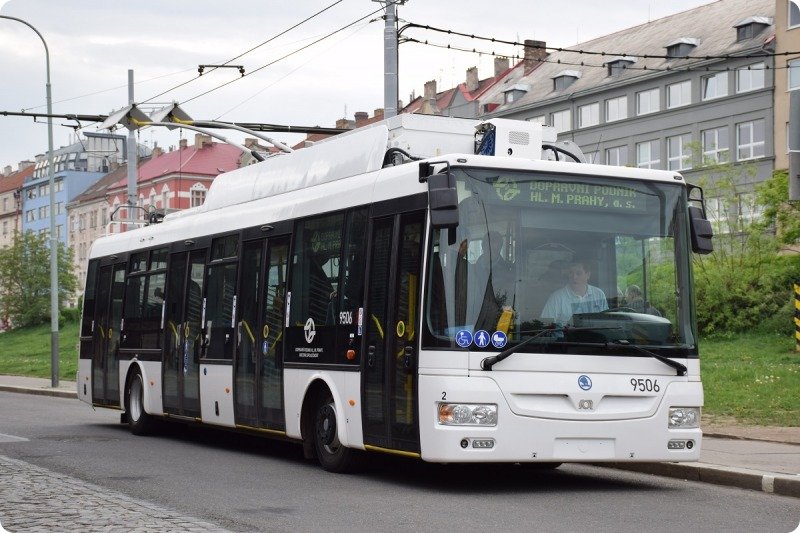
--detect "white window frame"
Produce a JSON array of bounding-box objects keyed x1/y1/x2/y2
[
  {"x1": 527, "y1": 115, "x2": 546, "y2": 124},
  {"x1": 551, "y1": 109, "x2": 572, "y2": 134},
  {"x1": 190, "y1": 183, "x2": 208, "y2": 208},
  {"x1": 667, "y1": 134, "x2": 692, "y2": 171},
  {"x1": 790, "y1": 1, "x2": 800, "y2": 29},
  {"x1": 578, "y1": 102, "x2": 599, "y2": 128},
  {"x1": 701, "y1": 72, "x2": 728, "y2": 100},
  {"x1": 736, "y1": 63, "x2": 765, "y2": 93},
  {"x1": 736, "y1": 119, "x2": 765, "y2": 161},
  {"x1": 702, "y1": 127, "x2": 730, "y2": 164},
  {"x1": 636, "y1": 88, "x2": 659, "y2": 115},
  {"x1": 636, "y1": 140, "x2": 661, "y2": 169},
  {"x1": 789, "y1": 59, "x2": 800, "y2": 90},
  {"x1": 667, "y1": 80, "x2": 691, "y2": 109},
  {"x1": 605, "y1": 145, "x2": 628, "y2": 166},
  {"x1": 605, "y1": 95, "x2": 627, "y2": 122}
]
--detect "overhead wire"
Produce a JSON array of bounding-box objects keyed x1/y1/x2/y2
[
  {"x1": 141, "y1": 0, "x2": 345, "y2": 104},
  {"x1": 181, "y1": 5, "x2": 386, "y2": 105},
  {"x1": 403, "y1": 37, "x2": 800, "y2": 74},
  {"x1": 402, "y1": 21, "x2": 800, "y2": 61}
]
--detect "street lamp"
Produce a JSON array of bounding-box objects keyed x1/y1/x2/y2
[{"x1": 0, "y1": 15, "x2": 59, "y2": 387}]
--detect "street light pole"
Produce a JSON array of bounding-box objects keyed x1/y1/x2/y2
[{"x1": 0, "y1": 15, "x2": 59, "y2": 387}]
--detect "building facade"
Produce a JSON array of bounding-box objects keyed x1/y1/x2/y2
[
  {"x1": 0, "y1": 163, "x2": 33, "y2": 248},
  {"x1": 774, "y1": 0, "x2": 800, "y2": 171}
]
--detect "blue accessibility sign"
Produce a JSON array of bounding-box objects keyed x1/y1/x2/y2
[
  {"x1": 474, "y1": 330, "x2": 490, "y2": 348},
  {"x1": 491, "y1": 331, "x2": 508, "y2": 348},
  {"x1": 455, "y1": 330, "x2": 473, "y2": 348}
]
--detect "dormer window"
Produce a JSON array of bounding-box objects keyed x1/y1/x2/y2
[
  {"x1": 665, "y1": 38, "x2": 699, "y2": 59},
  {"x1": 552, "y1": 70, "x2": 580, "y2": 91},
  {"x1": 734, "y1": 17, "x2": 771, "y2": 42},
  {"x1": 606, "y1": 57, "x2": 636, "y2": 76},
  {"x1": 503, "y1": 84, "x2": 529, "y2": 104}
]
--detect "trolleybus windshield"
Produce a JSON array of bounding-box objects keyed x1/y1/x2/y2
[{"x1": 424, "y1": 167, "x2": 697, "y2": 357}]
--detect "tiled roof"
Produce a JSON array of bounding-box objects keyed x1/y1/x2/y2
[
  {"x1": 492, "y1": 0, "x2": 774, "y2": 114},
  {"x1": 109, "y1": 143, "x2": 242, "y2": 189},
  {"x1": 0, "y1": 166, "x2": 34, "y2": 194}
]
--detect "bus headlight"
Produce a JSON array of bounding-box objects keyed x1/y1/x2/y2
[
  {"x1": 668, "y1": 407, "x2": 700, "y2": 429},
  {"x1": 438, "y1": 403, "x2": 497, "y2": 426}
]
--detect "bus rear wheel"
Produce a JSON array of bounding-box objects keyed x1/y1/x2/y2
[
  {"x1": 313, "y1": 393, "x2": 355, "y2": 473},
  {"x1": 126, "y1": 370, "x2": 154, "y2": 436}
]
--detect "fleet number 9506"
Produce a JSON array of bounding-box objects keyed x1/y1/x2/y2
[{"x1": 631, "y1": 378, "x2": 660, "y2": 392}]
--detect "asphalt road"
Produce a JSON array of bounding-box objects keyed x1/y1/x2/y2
[{"x1": 0, "y1": 392, "x2": 798, "y2": 533}]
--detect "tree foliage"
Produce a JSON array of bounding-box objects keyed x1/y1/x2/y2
[
  {"x1": 688, "y1": 161, "x2": 798, "y2": 336},
  {"x1": 755, "y1": 170, "x2": 800, "y2": 245},
  {"x1": 0, "y1": 232, "x2": 77, "y2": 328}
]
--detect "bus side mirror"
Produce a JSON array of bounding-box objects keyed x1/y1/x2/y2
[
  {"x1": 688, "y1": 205, "x2": 713, "y2": 254},
  {"x1": 428, "y1": 172, "x2": 459, "y2": 231}
]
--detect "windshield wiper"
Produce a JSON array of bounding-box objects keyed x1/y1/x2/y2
[
  {"x1": 480, "y1": 327, "x2": 620, "y2": 371},
  {"x1": 603, "y1": 339, "x2": 687, "y2": 376}
]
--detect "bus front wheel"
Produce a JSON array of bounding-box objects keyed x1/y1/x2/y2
[
  {"x1": 313, "y1": 393, "x2": 355, "y2": 473},
  {"x1": 126, "y1": 370, "x2": 154, "y2": 436}
]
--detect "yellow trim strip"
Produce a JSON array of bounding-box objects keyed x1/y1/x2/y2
[
  {"x1": 242, "y1": 320, "x2": 255, "y2": 344},
  {"x1": 235, "y1": 424, "x2": 287, "y2": 437},
  {"x1": 364, "y1": 444, "x2": 421, "y2": 458}
]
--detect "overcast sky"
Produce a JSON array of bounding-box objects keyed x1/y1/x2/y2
[{"x1": 0, "y1": 0, "x2": 717, "y2": 168}]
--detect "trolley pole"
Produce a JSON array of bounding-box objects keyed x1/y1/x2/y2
[{"x1": 126, "y1": 70, "x2": 138, "y2": 231}]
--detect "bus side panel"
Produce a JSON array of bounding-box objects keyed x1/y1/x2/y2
[
  {"x1": 200, "y1": 363, "x2": 235, "y2": 427},
  {"x1": 120, "y1": 360, "x2": 164, "y2": 417},
  {"x1": 77, "y1": 358, "x2": 92, "y2": 404},
  {"x1": 283, "y1": 368, "x2": 363, "y2": 449}
]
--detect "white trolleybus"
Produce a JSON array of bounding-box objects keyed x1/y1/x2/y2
[{"x1": 78, "y1": 115, "x2": 714, "y2": 472}]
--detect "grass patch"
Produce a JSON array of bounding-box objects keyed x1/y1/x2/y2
[
  {"x1": 700, "y1": 332, "x2": 800, "y2": 426},
  {"x1": 1, "y1": 323, "x2": 797, "y2": 426},
  {"x1": 0, "y1": 321, "x2": 79, "y2": 380}
]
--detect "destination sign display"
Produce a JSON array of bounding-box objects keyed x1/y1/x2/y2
[{"x1": 491, "y1": 177, "x2": 648, "y2": 213}]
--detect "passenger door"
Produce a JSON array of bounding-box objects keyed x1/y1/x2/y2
[
  {"x1": 362, "y1": 210, "x2": 425, "y2": 453},
  {"x1": 92, "y1": 262, "x2": 125, "y2": 406}
]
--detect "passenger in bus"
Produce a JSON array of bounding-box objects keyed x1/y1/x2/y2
[
  {"x1": 540, "y1": 258, "x2": 608, "y2": 325},
  {"x1": 624, "y1": 285, "x2": 662, "y2": 316}
]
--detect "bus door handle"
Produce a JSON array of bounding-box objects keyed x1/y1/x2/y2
[
  {"x1": 403, "y1": 346, "x2": 414, "y2": 369},
  {"x1": 367, "y1": 345, "x2": 376, "y2": 367}
]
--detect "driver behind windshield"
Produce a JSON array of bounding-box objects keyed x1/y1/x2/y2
[{"x1": 540, "y1": 258, "x2": 608, "y2": 324}]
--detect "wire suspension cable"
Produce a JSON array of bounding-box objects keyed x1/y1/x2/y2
[
  {"x1": 141, "y1": 0, "x2": 344, "y2": 104},
  {"x1": 181, "y1": 6, "x2": 385, "y2": 105}
]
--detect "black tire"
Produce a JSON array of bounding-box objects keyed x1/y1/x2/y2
[
  {"x1": 313, "y1": 393, "x2": 356, "y2": 473},
  {"x1": 126, "y1": 370, "x2": 154, "y2": 436}
]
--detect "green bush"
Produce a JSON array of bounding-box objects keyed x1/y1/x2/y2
[{"x1": 60, "y1": 307, "x2": 81, "y2": 324}]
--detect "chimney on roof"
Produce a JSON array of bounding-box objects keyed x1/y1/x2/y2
[
  {"x1": 335, "y1": 118, "x2": 354, "y2": 129},
  {"x1": 110, "y1": 161, "x2": 120, "y2": 172},
  {"x1": 244, "y1": 138, "x2": 258, "y2": 149},
  {"x1": 424, "y1": 80, "x2": 437, "y2": 102},
  {"x1": 354, "y1": 111, "x2": 369, "y2": 126},
  {"x1": 374, "y1": 108, "x2": 384, "y2": 119},
  {"x1": 524, "y1": 40, "x2": 547, "y2": 72},
  {"x1": 3, "y1": 165, "x2": 11, "y2": 177},
  {"x1": 195, "y1": 133, "x2": 212, "y2": 149},
  {"x1": 151, "y1": 146, "x2": 163, "y2": 158},
  {"x1": 494, "y1": 57, "x2": 510, "y2": 77},
  {"x1": 466, "y1": 67, "x2": 479, "y2": 92},
  {"x1": 179, "y1": 139, "x2": 188, "y2": 150}
]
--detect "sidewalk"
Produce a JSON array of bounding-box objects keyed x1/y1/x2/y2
[{"x1": 1, "y1": 375, "x2": 798, "y2": 499}]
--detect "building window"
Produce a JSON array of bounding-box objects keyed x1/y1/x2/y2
[
  {"x1": 161, "y1": 188, "x2": 170, "y2": 209},
  {"x1": 605, "y1": 145, "x2": 628, "y2": 166},
  {"x1": 2, "y1": 197, "x2": 7, "y2": 212},
  {"x1": 736, "y1": 63, "x2": 765, "y2": 93},
  {"x1": 636, "y1": 140, "x2": 660, "y2": 169},
  {"x1": 702, "y1": 127, "x2": 729, "y2": 164},
  {"x1": 666, "y1": 42, "x2": 696, "y2": 58},
  {"x1": 528, "y1": 115, "x2": 546, "y2": 124},
  {"x1": 90, "y1": 210, "x2": 97, "y2": 229},
  {"x1": 26, "y1": 210, "x2": 35, "y2": 222},
  {"x1": 578, "y1": 102, "x2": 599, "y2": 128},
  {"x1": 736, "y1": 120, "x2": 765, "y2": 161},
  {"x1": 702, "y1": 72, "x2": 728, "y2": 100},
  {"x1": 2, "y1": 221, "x2": 7, "y2": 236},
  {"x1": 789, "y1": 59, "x2": 800, "y2": 90},
  {"x1": 667, "y1": 134, "x2": 692, "y2": 171},
  {"x1": 56, "y1": 202, "x2": 64, "y2": 215},
  {"x1": 553, "y1": 74, "x2": 579, "y2": 91},
  {"x1": 605, "y1": 96, "x2": 627, "y2": 122},
  {"x1": 791, "y1": 1, "x2": 800, "y2": 28},
  {"x1": 551, "y1": 109, "x2": 571, "y2": 134},
  {"x1": 190, "y1": 185, "x2": 207, "y2": 207},
  {"x1": 736, "y1": 22, "x2": 768, "y2": 42},
  {"x1": 667, "y1": 80, "x2": 691, "y2": 108},
  {"x1": 583, "y1": 151, "x2": 598, "y2": 164},
  {"x1": 636, "y1": 88, "x2": 659, "y2": 115},
  {"x1": 56, "y1": 225, "x2": 63, "y2": 239},
  {"x1": 38, "y1": 206, "x2": 47, "y2": 219},
  {"x1": 55, "y1": 180, "x2": 63, "y2": 192}
]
